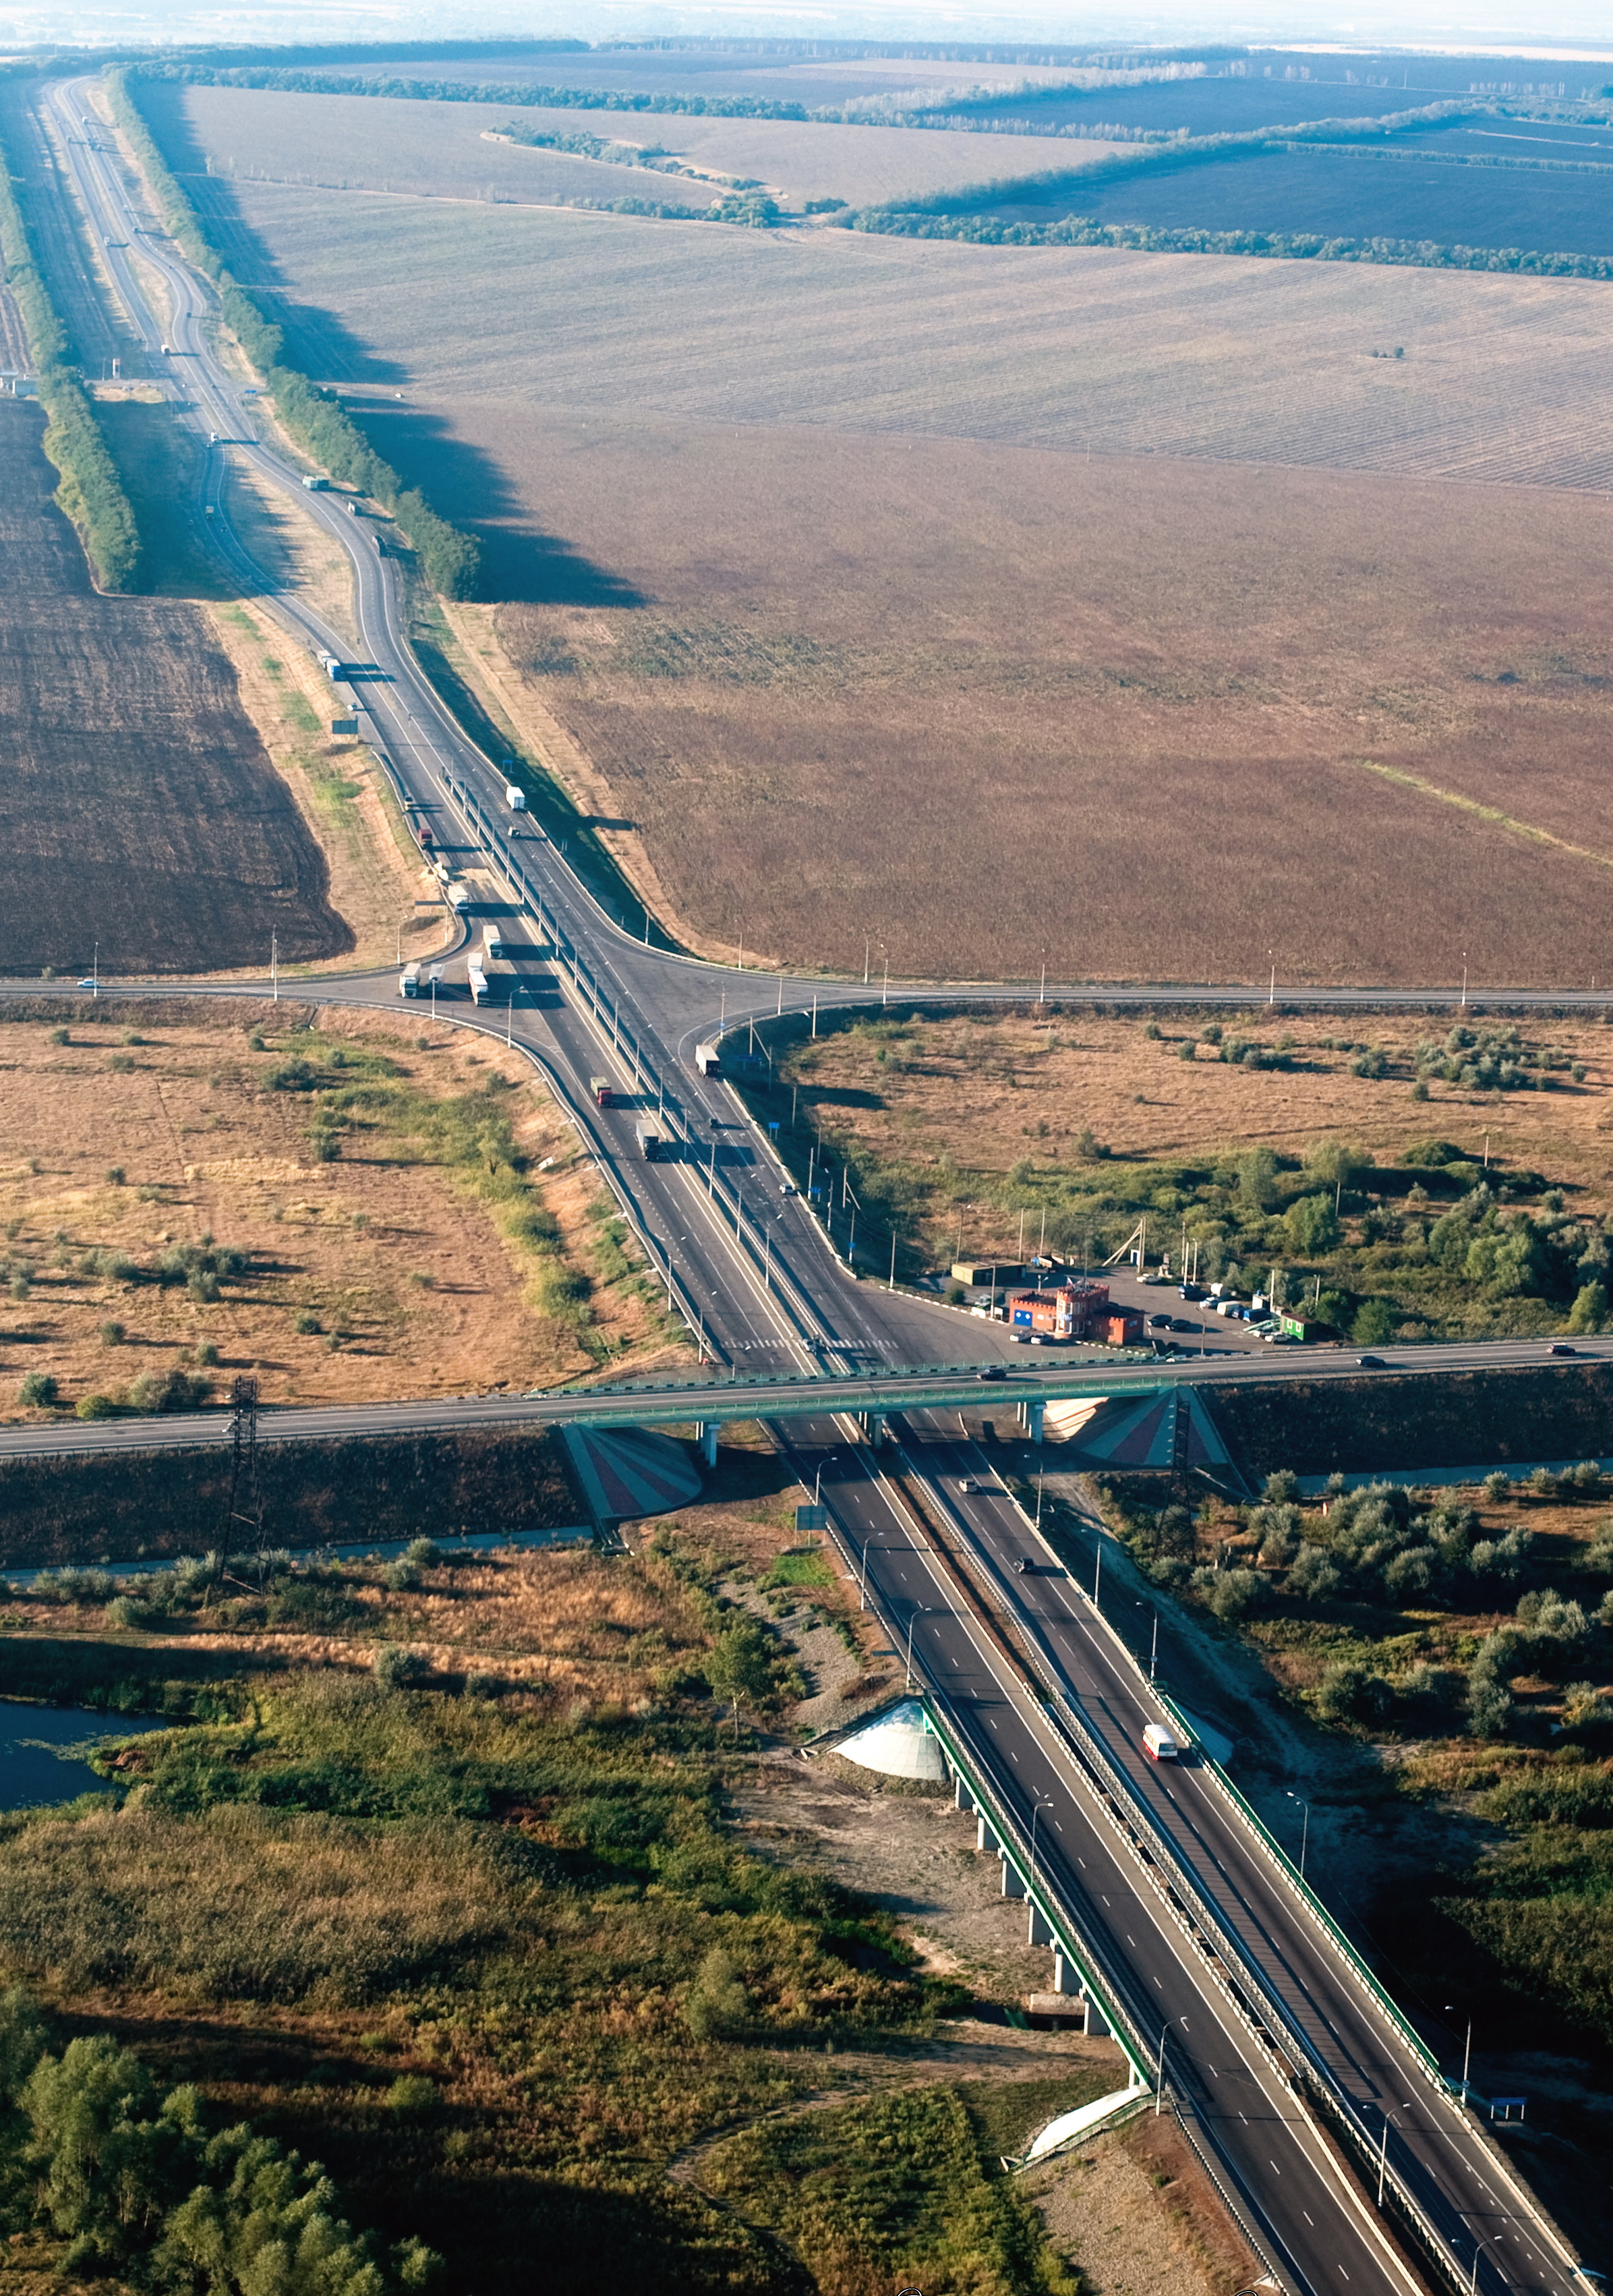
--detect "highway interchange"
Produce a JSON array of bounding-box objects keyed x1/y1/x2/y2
[{"x1": 15, "y1": 71, "x2": 1602, "y2": 2296}]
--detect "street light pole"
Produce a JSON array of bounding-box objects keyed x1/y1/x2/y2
[
  {"x1": 905, "y1": 1606, "x2": 927, "y2": 1690},
  {"x1": 1029, "y1": 1796, "x2": 1053, "y2": 1898},
  {"x1": 1287, "y1": 1791, "x2": 1310, "y2": 1881}
]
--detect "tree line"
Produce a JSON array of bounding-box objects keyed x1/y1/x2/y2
[
  {"x1": 0, "y1": 113, "x2": 141, "y2": 590},
  {"x1": 846, "y1": 204, "x2": 1613, "y2": 279},
  {"x1": 108, "y1": 68, "x2": 481, "y2": 600}
]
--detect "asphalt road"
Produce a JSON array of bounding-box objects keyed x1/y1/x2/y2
[{"x1": 31, "y1": 75, "x2": 1596, "y2": 2296}]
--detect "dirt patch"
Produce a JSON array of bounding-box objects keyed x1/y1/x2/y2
[
  {"x1": 0, "y1": 999, "x2": 688, "y2": 1414},
  {"x1": 0, "y1": 399, "x2": 352, "y2": 977},
  {"x1": 1027, "y1": 2111, "x2": 1261, "y2": 2296}
]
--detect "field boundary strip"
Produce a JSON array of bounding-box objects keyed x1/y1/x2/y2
[
  {"x1": 1347, "y1": 759, "x2": 1613, "y2": 871},
  {"x1": 0, "y1": 89, "x2": 140, "y2": 588}
]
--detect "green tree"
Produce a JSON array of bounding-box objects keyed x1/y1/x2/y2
[
  {"x1": 1237, "y1": 1147, "x2": 1279, "y2": 1211},
  {"x1": 23, "y1": 2036, "x2": 201, "y2": 2273},
  {"x1": 1283, "y1": 1193, "x2": 1341, "y2": 1255},
  {"x1": 1568, "y1": 1280, "x2": 1608, "y2": 1333},
  {"x1": 1351, "y1": 1298, "x2": 1396, "y2": 1347},
  {"x1": 706, "y1": 1619, "x2": 775, "y2": 1709}
]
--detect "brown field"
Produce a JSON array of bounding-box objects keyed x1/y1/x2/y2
[
  {"x1": 781, "y1": 1005, "x2": 1613, "y2": 1251},
  {"x1": 158, "y1": 83, "x2": 1123, "y2": 219},
  {"x1": 0, "y1": 399, "x2": 351, "y2": 976},
  {"x1": 0, "y1": 1000, "x2": 688, "y2": 1414},
  {"x1": 0, "y1": 283, "x2": 26, "y2": 370},
  {"x1": 132, "y1": 105, "x2": 1613, "y2": 985},
  {"x1": 491, "y1": 438, "x2": 1613, "y2": 984}
]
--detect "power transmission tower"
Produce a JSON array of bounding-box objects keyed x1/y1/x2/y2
[{"x1": 223, "y1": 1375, "x2": 262, "y2": 1553}]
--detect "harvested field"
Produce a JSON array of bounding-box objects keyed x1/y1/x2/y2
[
  {"x1": 181, "y1": 173, "x2": 1613, "y2": 490},
  {"x1": 0, "y1": 399, "x2": 350, "y2": 975},
  {"x1": 487, "y1": 435, "x2": 1613, "y2": 984},
  {"x1": 0, "y1": 1000, "x2": 688, "y2": 1415},
  {"x1": 157, "y1": 83, "x2": 1121, "y2": 216},
  {"x1": 0, "y1": 283, "x2": 26, "y2": 370}
]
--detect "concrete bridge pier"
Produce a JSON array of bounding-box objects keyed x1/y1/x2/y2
[
  {"x1": 695, "y1": 1423, "x2": 718, "y2": 1468},
  {"x1": 955, "y1": 1774, "x2": 976, "y2": 1814},
  {"x1": 976, "y1": 1813, "x2": 1001, "y2": 1854},
  {"x1": 1017, "y1": 1399, "x2": 1045, "y2": 1442},
  {"x1": 1000, "y1": 1856, "x2": 1027, "y2": 1899},
  {"x1": 858, "y1": 1411, "x2": 889, "y2": 1447}
]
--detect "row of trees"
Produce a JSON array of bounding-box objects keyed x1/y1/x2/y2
[
  {"x1": 848, "y1": 202, "x2": 1613, "y2": 279},
  {"x1": 109, "y1": 70, "x2": 480, "y2": 599},
  {"x1": 0, "y1": 115, "x2": 141, "y2": 589}
]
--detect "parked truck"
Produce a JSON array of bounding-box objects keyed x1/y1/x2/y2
[
  {"x1": 398, "y1": 963, "x2": 421, "y2": 999},
  {"x1": 635, "y1": 1121, "x2": 665, "y2": 1161}
]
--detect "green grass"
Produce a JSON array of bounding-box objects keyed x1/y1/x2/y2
[{"x1": 702, "y1": 2084, "x2": 1079, "y2": 2296}]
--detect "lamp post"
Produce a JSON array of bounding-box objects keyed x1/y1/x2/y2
[
  {"x1": 1028, "y1": 1796, "x2": 1053, "y2": 1898},
  {"x1": 904, "y1": 1605, "x2": 929, "y2": 1692},
  {"x1": 1287, "y1": 1791, "x2": 1310, "y2": 1881},
  {"x1": 1445, "y1": 2005, "x2": 1473, "y2": 2100}
]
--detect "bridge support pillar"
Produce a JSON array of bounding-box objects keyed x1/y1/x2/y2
[
  {"x1": 695, "y1": 1422, "x2": 718, "y2": 1468},
  {"x1": 1052, "y1": 1951, "x2": 1075, "y2": 1996},
  {"x1": 1017, "y1": 1400, "x2": 1045, "y2": 1443},
  {"x1": 1081, "y1": 1992, "x2": 1111, "y2": 2039},
  {"x1": 976, "y1": 1814, "x2": 999, "y2": 1855},
  {"x1": 1028, "y1": 1903, "x2": 1053, "y2": 1947},
  {"x1": 1000, "y1": 1856, "x2": 1026, "y2": 1900},
  {"x1": 955, "y1": 1774, "x2": 976, "y2": 1814},
  {"x1": 858, "y1": 1412, "x2": 889, "y2": 1447}
]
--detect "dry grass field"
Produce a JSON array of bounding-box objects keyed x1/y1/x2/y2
[
  {"x1": 784, "y1": 1006, "x2": 1613, "y2": 1227},
  {"x1": 160, "y1": 83, "x2": 1119, "y2": 215},
  {"x1": 0, "y1": 400, "x2": 351, "y2": 976},
  {"x1": 0, "y1": 1000, "x2": 686, "y2": 1415}
]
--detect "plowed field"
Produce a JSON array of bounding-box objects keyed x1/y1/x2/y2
[{"x1": 0, "y1": 399, "x2": 350, "y2": 975}]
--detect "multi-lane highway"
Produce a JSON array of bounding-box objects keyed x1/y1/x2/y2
[{"x1": 24, "y1": 72, "x2": 1598, "y2": 2296}]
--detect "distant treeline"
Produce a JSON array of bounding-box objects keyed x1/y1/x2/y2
[
  {"x1": 0, "y1": 110, "x2": 141, "y2": 588},
  {"x1": 108, "y1": 67, "x2": 481, "y2": 598},
  {"x1": 131, "y1": 61, "x2": 827, "y2": 121},
  {"x1": 848, "y1": 204, "x2": 1613, "y2": 277}
]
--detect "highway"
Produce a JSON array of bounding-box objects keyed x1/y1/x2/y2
[{"x1": 26, "y1": 71, "x2": 1598, "y2": 2296}]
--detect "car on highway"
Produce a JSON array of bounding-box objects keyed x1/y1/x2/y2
[
  {"x1": 976, "y1": 1365, "x2": 1006, "y2": 1381},
  {"x1": 958, "y1": 1476, "x2": 980, "y2": 1493},
  {"x1": 779, "y1": 1182, "x2": 798, "y2": 1196},
  {"x1": 76, "y1": 977, "x2": 97, "y2": 989},
  {"x1": 1550, "y1": 1343, "x2": 1576, "y2": 1356},
  {"x1": 1357, "y1": 1353, "x2": 1386, "y2": 1368},
  {"x1": 1016, "y1": 1557, "x2": 1032, "y2": 1574}
]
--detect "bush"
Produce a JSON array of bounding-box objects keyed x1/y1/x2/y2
[
  {"x1": 75, "y1": 1394, "x2": 120, "y2": 1421},
  {"x1": 1287, "y1": 1543, "x2": 1341, "y2": 1601},
  {"x1": 102, "y1": 1162, "x2": 122, "y2": 1181},
  {"x1": 403, "y1": 1539, "x2": 440, "y2": 1570},
  {"x1": 1567, "y1": 1280, "x2": 1607, "y2": 1333},
  {"x1": 1351, "y1": 1298, "x2": 1397, "y2": 1347},
  {"x1": 684, "y1": 1946, "x2": 750, "y2": 2040},
  {"x1": 98, "y1": 1320, "x2": 125, "y2": 1347},
  {"x1": 293, "y1": 1311, "x2": 322, "y2": 1335},
  {"x1": 17, "y1": 1371, "x2": 59, "y2": 1408},
  {"x1": 107, "y1": 1053, "x2": 134, "y2": 1073},
  {"x1": 1315, "y1": 1661, "x2": 1392, "y2": 1727},
  {"x1": 387, "y1": 2073, "x2": 440, "y2": 2119},
  {"x1": 372, "y1": 1644, "x2": 428, "y2": 1689}
]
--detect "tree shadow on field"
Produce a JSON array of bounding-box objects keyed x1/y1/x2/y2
[{"x1": 344, "y1": 402, "x2": 644, "y2": 606}]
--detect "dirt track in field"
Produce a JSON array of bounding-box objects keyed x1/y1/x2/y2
[{"x1": 0, "y1": 399, "x2": 351, "y2": 975}]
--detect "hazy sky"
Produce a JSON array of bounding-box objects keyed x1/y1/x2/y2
[{"x1": 4, "y1": 0, "x2": 1610, "y2": 61}]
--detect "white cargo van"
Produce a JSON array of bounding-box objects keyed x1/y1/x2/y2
[{"x1": 1142, "y1": 1723, "x2": 1179, "y2": 1762}]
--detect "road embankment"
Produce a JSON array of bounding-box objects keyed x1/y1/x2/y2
[{"x1": 1210, "y1": 1359, "x2": 1613, "y2": 1479}]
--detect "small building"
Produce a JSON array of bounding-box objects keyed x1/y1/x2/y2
[{"x1": 1006, "y1": 1282, "x2": 1109, "y2": 1340}]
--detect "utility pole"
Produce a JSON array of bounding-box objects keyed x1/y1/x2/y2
[
  {"x1": 271, "y1": 932, "x2": 278, "y2": 1002},
  {"x1": 888, "y1": 1230, "x2": 898, "y2": 1290},
  {"x1": 222, "y1": 1375, "x2": 262, "y2": 1553}
]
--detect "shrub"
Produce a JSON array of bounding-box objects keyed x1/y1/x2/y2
[
  {"x1": 18, "y1": 1371, "x2": 59, "y2": 1408},
  {"x1": 1351, "y1": 1298, "x2": 1397, "y2": 1347},
  {"x1": 75, "y1": 1394, "x2": 120, "y2": 1420},
  {"x1": 403, "y1": 1539, "x2": 440, "y2": 1570},
  {"x1": 1567, "y1": 1281, "x2": 1607, "y2": 1333},
  {"x1": 102, "y1": 1163, "x2": 123, "y2": 1181},
  {"x1": 387, "y1": 2074, "x2": 440, "y2": 2119},
  {"x1": 1467, "y1": 1630, "x2": 1519, "y2": 1738},
  {"x1": 372, "y1": 1644, "x2": 428, "y2": 1689},
  {"x1": 49, "y1": 1028, "x2": 69, "y2": 1047},
  {"x1": 194, "y1": 1340, "x2": 220, "y2": 1367},
  {"x1": 98, "y1": 1320, "x2": 125, "y2": 1347},
  {"x1": 1287, "y1": 1544, "x2": 1341, "y2": 1601},
  {"x1": 1316, "y1": 1661, "x2": 1392, "y2": 1727},
  {"x1": 293, "y1": 1311, "x2": 322, "y2": 1335},
  {"x1": 684, "y1": 1946, "x2": 750, "y2": 2040},
  {"x1": 107, "y1": 1053, "x2": 134, "y2": 1073}
]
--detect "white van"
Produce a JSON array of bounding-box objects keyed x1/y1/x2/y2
[{"x1": 1142, "y1": 1723, "x2": 1179, "y2": 1762}]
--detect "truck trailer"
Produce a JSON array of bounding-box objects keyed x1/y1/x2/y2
[
  {"x1": 504, "y1": 784, "x2": 526, "y2": 812},
  {"x1": 398, "y1": 963, "x2": 421, "y2": 999},
  {"x1": 467, "y1": 960, "x2": 490, "y2": 1005},
  {"x1": 695, "y1": 1041, "x2": 722, "y2": 1077},
  {"x1": 635, "y1": 1121, "x2": 665, "y2": 1161}
]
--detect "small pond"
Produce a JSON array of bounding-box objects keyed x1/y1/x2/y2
[{"x1": 0, "y1": 1700, "x2": 168, "y2": 1810}]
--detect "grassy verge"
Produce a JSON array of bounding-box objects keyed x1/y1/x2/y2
[{"x1": 0, "y1": 95, "x2": 140, "y2": 587}]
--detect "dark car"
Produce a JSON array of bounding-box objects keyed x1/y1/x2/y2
[
  {"x1": 1148, "y1": 1313, "x2": 1173, "y2": 1329},
  {"x1": 1357, "y1": 1353, "x2": 1386, "y2": 1369},
  {"x1": 976, "y1": 1365, "x2": 1007, "y2": 1381},
  {"x1": 1170, "y1": 1317, "x2": 1197, "y2": 1331},
  {"x1": 1550, "y1": 1342, "x2": 1576, "y2": 1357},
  {"x1": 1016, "y1": 1557, "x2": 1032, "y2": 1574}
]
